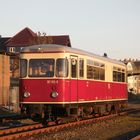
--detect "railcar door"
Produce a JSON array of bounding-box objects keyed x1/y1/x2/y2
[{"x1": 70, "y1": 56, "x2": 78, "y2": 103}]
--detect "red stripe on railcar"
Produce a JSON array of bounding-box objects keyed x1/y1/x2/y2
[{"x1": 19, "y1": 79, "x2": 127, "y2": 104}]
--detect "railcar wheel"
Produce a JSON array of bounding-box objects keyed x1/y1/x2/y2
[
  {"x1": 31, "y1": 113, "x2": 42, "y2": 122},
  {"x1": 105, "y1": 104, "x2": 112, "y2": 114},
  {"x1": 83, "y1": 106, "x2": 93, "y2": 116},
  {"x1": 110, "y1": 104, "x2": 120, "y2": 114}
]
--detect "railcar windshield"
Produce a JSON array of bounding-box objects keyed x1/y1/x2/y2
[
  {"x1": 56, "y1": 58, "x2": 68, "y2": 77},
  {"x1": 29, "y1": 59, "x2": 55, "y2": 77},
  {"x1": 20, "y1": 59, "x2": 27, "y2": 78}
]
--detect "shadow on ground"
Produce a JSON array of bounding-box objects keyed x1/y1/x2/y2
[{"x1": 108, "y1": 128, "x2": 140, "y2": 140}]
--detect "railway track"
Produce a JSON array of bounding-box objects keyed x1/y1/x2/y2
[{"x1": 0, "y1": 108, "x2": 139, "y2": 140}]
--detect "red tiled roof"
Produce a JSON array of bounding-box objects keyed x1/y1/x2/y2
[
  {"x1": 36, "y1": 35, "x2": 71, "y2": 47},
  {"x1": 6, "y1": 27, "x2": 71, "y2": 47},
  {"x1": 6, "y1": 27, "x2": 37, "y2": 47},
  {"x1": 50, "y1": 35, "x2": 71, "y2": 47}
]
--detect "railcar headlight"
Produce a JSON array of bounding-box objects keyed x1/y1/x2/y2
[
  {"x1": 24, "y1": 91, "x2": 31, "y2": 98},
  {"x1": 51, "y1": 92, "x2": 58, "y2": 98}
]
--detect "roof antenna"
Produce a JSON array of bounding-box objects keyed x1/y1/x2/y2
[{"x1": 103, "y1": 53, "x2": 108, "y2": 57}]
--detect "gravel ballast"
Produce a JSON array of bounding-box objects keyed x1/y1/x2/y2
[{"x1": 22, "y1": 102, "x2": 140, "y2": 140}]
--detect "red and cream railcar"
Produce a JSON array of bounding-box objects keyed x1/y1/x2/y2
[{"x1": 19, "y1": 44, "x2": 127, "y2": 119}]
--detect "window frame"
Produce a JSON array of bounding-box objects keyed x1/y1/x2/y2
[
  {"x1": 28, "y1": 58, "x2": 55, "y2": 77},
  {"x1": 56, "y1": 58, "x2": 68, "y2": 78},
  {"x1": 87, "y1": 59, "x2": 105, "y2": 80},
  {"x1": 113, "y1": 66, "x2": 126, "y2": 82},
  {"x1": 79, "y1": 58, "x2": 84, "y2": 78},
  {"x1": 20, "y1": 59, "x2": 27, "y2": 78}
]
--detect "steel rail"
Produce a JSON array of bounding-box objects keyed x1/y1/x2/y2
[{"x1": 0, "y1": 109, "x2": 139, "y2": 140}]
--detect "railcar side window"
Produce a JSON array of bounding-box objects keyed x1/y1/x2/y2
[
  {"x1": 87, "y1": 60, "x2": 94, "y2": 79},
  {"x1": 56, "y1": 58, "x2": 68, "y2": 77},
  {"x1": 79, "y1": 59, "x2": 84, "y2": 78},
  {"x1": 100, "y1": 68, "x2": 105, "y2": 80},
  {"x1": 20, "y1": 59, "x2": 27, "y2": 78},
  {"x1": 113, "y1": 67, "x2": 125, "y2": 82},
  {"x1": 29, "y1": 59, "x2": 54, "y2": 77},
  {"x1": 87, "y1": 59, "x2": 105, "y2": 80}
]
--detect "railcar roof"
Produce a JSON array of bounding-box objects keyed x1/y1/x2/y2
[{"x1": 20, "y1": 44, "x2": 125, "y2": 66}]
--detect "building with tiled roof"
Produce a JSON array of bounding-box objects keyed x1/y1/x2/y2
[
  {"x1": 0, "y1": 37, "x2": 10, "y2": 53},
  {"x1": 5, "y1": 27, "x2": 71, "y2": 54},
  {"x1": 0, "y1": 27, "x2": 71, "y2": 54},
  {"x1": 127, "y1": 60, "x2": 140, "y2": 95},
  {"x1": 6, "y1": 27, "x2": 37, "y2": 47}
]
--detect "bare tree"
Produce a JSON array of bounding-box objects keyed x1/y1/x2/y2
[{"x1": 29, "y1": 32, "x2": 53, "y2": 45}]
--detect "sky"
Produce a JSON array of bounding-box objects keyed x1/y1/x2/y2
[{"x1": 0, "y1": 0, "x2": 140, "y2": 60}]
